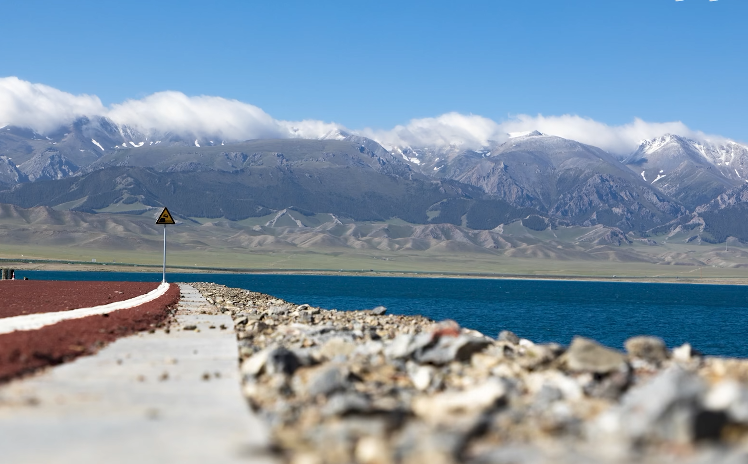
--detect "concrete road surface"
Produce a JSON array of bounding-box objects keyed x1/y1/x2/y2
[{"x1": 0, "y1": 283, "x2": 277, "y2": 464}]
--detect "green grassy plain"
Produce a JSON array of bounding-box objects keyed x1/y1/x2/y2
[
  {"x1": 3, "y1": 241, "x2": 748, "y2": 285},
  {"x1": 2, "y1": 204, "x2": 747, "y2": 283}
]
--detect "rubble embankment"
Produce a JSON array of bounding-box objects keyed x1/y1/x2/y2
[{"x1": 192, "y1": 282, "x2": 748, "y2": 464}]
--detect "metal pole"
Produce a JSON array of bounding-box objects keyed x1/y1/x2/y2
[{"x1": 163, "y1": 225, "x2": 167, "y2": 283}]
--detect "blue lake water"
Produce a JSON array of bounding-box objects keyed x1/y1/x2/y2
[{"x1": 14, "y1": 270, "x2": 748, "y2": 358}]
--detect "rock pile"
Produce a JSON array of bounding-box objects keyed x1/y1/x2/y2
[{"x1": 191, "y1": 282, "x2": 748, "y2": 464}]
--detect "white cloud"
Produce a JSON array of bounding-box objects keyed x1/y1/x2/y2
[
  {"x1": 497, "y1": 114, "x2": 726, "y2": 154},
  {"x1": 108, "y1": 92, "x2": 291, "y2": 140},
  {"x1": 361, "y1": 113, "x2": 504, "y2": 151},
  {"x1": 362, "y1": 112, "x2": 728, "y2": 154},
  {"x1": 0, "y1": 77, "x2": 105, "y2": 134},
  {"x1": 108, "y1": 92, "x2": 345, "y2": 141},
  {"x1": 0, "y1": 76, "x2": 733, "y2": 155},
  {"x1": 277, "y1": 118, "x2": 344, "y2": 140}
]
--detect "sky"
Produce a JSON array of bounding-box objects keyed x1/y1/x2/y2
[{"x1": 0, "y1": 0, "x2": 745, "y2": 152}]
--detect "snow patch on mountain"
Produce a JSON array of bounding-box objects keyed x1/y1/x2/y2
[
  {"x1": 509, "y1": 130, "x2": 544, "y2": 139},
  {"x1": 319, "y1": 128, "x2": 350, "y2": 141},
  {"x1": 91, "y1": 139, "x2": 105, "y2": 151},
  {"x1": 508, "y1": 131, "x2": 534, "y2": 138},
  {"x1": 637, "y1": 135, "x2": 674, "y2": 155},
  {"x1": 630, "y1": 135, "x2": 748, "y2": 180}
]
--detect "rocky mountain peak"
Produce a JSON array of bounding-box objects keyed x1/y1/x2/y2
[
  {"x1": 19, "y1": 150, "x2": 79, "y2": 182},
  {"x1": 508, "y1": 130, "x2": 544, "y2": 139},
  {"x1": 0, "y1": 156, "x2": 27, "y2": 187}
]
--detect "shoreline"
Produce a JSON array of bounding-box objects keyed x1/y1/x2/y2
[
  {"x1": 4, "y1": 259, "x2": 748, "y2": 286},
  {"x1": 192, "y1": 282, "x2": 748, "y2": 463}
]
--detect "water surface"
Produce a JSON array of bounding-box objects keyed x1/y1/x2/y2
[{"x1": 15, "y1": 270, "x2": 748, "y2": 358}]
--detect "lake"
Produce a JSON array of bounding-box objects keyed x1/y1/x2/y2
[{"x1": 12, "y1": 270, "x2": 748, "y2": 358}]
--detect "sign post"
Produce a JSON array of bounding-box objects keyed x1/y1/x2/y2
[{"x1": 155, "y1": 207, "x2": 176, "y2": 283}]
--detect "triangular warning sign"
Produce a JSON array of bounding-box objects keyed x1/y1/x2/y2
[{"x1": 156, "y1": 207, "x2": 176, "y2": 225}]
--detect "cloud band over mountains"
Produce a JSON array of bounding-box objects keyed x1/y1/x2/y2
[{"x1": 0, "y1": 76, "x2": 727, "y2": 154}]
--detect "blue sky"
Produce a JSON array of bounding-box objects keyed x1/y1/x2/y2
[{"x1": 0, "y1": 0, "x2": 745, "y2": 144}]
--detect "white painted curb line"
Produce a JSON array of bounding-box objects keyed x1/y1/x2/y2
[{"x1": 0, "y1": 282, "x2": 171, "y2": 335}]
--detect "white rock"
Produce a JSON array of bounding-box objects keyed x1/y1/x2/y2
[
  {"x1": 409, "y1": 365, "x2": 435, "y2": 391},
  {"x1": 355, "y1": 436, "x2": 391, "y2": 464},
  {"x1": 241, "y1": 348, "x2": 270, "y2": 377},
  {"x1": 526, "y1": 371, "x2": 583, "y2": 402},
  {"x1": 354, "y1": 341, "x2": 384, "y2": 357},
  {"x1": 672, "y1": 343, "x2": 692, "y2": 363},
  {"x1": 412, "y1": 379, "x2": 506, "y2": 423},
  {"x1": 704, "y1": 380, "x2": 741, "y2": 411},
  {"x1": 705, "y1": 380, "x2": 748, "y2": 423}
]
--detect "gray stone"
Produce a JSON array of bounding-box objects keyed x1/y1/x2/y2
[
  {"x1": 582, "y1": 364, "x2": 631, "y2": 400},
  {"x1": 384, "y1": 333, "x2": 434, "y2": 360},
  {"x1": 384, "y1": 334, "x2": 413, "y2": 359},
  {"x1": 265, "y1": 347, "x2": 301, "y2": 376},
  {"x1": 564, "y1": 336, "x2": 627, "y2": 374},
  {"x1": 319, "y1": 337, "x2": 356, "y2": 360},
  {"x1": 393, "y1": 421, "x2": 464, "y2": 464},
  {"x1": 371, "y1": 306, "x2": 387, "y2": 316},
  {"x1": 532, "y1": 385, "x2": 563, "y2": 409},
  {"x1": 625, "y1": 336, "x2": 668, "y2": 363},
  {"x1": 498, "y1": 330, "x2": 520, "y2": 345},
  {"x1": 322, "y1": 392, "x2": 372, "y2": 417},
  {"x1": 415, "y1": 334, "x2": 492, "y2": 365},
  {"x1": 353, "y1": 340, "x2": 384, "y2": 357},
  {"x1": 305, "y1": 365, "x2": 350, "y2": 398},
  {"x1": 602, "y1": 366, "x2": 706, "y2": 444},
  {"x1": 290, "y1": 348, "x2": 317, "y2": 367},
  {"x1": 268, "y1": 305, "x2": 289, "y2": 316},
  {"x1": 469, "y1": 445, "x2": 544, "y2": 464}
]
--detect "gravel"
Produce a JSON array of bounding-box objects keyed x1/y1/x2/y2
[{"x1": 191, "y1": 282, "x2": 748, "y2": 464}]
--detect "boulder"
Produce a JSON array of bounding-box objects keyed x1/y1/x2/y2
[
  {"x1": 625, "y1": 336, "x2": 668, "y2": 363},
  {"x1": 564, "y1": 337, "x2": 627, "y2": 374},
  {"x1": 416, "y1": 334, "x2": 492, "y2": 365},
  {"x1": 498, "y1": 330, "x2": 520, "y2": 345},
  {"x1": 371, "y1": 306, "x2": 387, "y2": 316},
  {"x1": 412, "y1": 379, "x2": 507, "y2": 423}
]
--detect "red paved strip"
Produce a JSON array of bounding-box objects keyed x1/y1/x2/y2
[
  {"x1": 0, "y1": 281, "x2": 159, "y2": 319},
  {"x1": 0, "y1": 283, "x2": 180, "y2": 383}
]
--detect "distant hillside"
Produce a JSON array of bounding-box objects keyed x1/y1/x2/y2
[
  {"x1": 0, "y1": 165, "x2": 550, "y2": 228},
  {"x1": 2, "y1": 118, "x2": 748, "y2": 243},
  {"x1": 0, "y1": 202, "x2": 724, "y2": 266}
]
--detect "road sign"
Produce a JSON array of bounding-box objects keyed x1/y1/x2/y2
[
  {"x1": 156, "y1": 207, "x2": 176, "y2": 225},
  {"x1": 156, "y1": 207, "x2": 176, "y2": 283}
]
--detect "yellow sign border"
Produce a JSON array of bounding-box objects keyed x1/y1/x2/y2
[{"x1": 156, "y1": 207, "x2": 176, "y2": 225}]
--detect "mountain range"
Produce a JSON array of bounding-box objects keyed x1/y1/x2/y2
[{"x1": 2, "y1": 116, "x2": 748, "y2": 246}]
